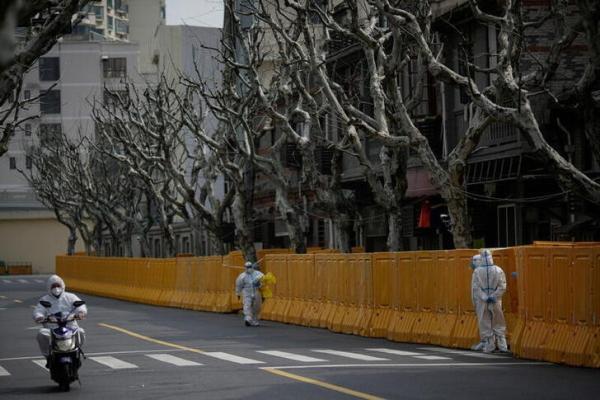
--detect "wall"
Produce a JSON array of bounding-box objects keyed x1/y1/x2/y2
[{"x1": 0, "y1": 212, "x2": 84, "y2": 273}]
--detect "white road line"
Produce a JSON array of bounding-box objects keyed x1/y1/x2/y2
[
  {"x1": 2, "y1": 280, "x2": 12, "y2": 284},
  {"x1": 257, "y1": 350, "x2": 327, "y2": 362},
  {"x1": 413, "y1": 355, "x2": 452, "y2": 360},
  {"x1": 367, "y1": 348, "x2": 424, "y2": 356},
  {"x1": 34, "y1": 280, "x2": 44, "y2": 283},
  {"x1": 89, "y1": 356, "x2": 138, "y2": 369},
  {"x1": 0, "y1": 349, "x2": 189, "y2": 362},
  {"x1": 146, "y1": 354, "x2": 202, "y2": 366},
  {"x1": 203, "y1": 352, "x2": 265, "y2": 365},
  {"x1": 0, "y1": 365, "x2": 10, "y2": 376},
  {"x1": 18, "y1": 279, "x2": 28, "y2": 284},
  {"x1": 32, "y1": 360, "x2": 48, "y2": 371},
  {"x1": 418, "y1": 347, "x2": 504, "y2": 359},
  {"x1": 263, "y1": 361, "x2": 548, "y2": 370},
  {"x1": 312, "y1": 350, "x2": 389, "y2": 361}
]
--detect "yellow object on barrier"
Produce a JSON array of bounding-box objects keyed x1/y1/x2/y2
[{"x1": 259, "y1": 272, "x2": 276, "y2": 299}]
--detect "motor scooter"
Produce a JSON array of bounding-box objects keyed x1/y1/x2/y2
[{"x1": 38, "y1": 300, "x2": 86, "y2": 391}]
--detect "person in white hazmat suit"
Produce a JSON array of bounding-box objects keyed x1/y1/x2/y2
[
  {"x1": 235, "y1": 261, "x2": 264, "y2": 327},
  {"x1": 470, "y1": 250, "x2": 508, "y2": 353},
  {"x1": 33, "y1": 275, "x2": 87, "y2": 365}
]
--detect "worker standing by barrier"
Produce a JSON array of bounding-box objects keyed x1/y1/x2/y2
[
  {"x1": 471, "y1": 250, "x2": 509, "y2": 353},
  {"x1": 235, "y1": 261, "x2": 264, "y2": 327}
]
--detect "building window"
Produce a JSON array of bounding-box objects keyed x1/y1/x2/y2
[
  {"x1": 39, "y1": 57, "x2": 60, "y2": 81},
  {"x1": 40, "y1": 90, "x2": 61, "y2": 114},
  {"x1": 24, "y1": 123, "x2": 32, "y2": 136},
  {"x1": 9, "y1": 157, "x2": 16, "y2": 170},
  {"x1": 115, "y1": 19, "x2": 128, "y2": 34},
  {"x1": 107, "y1": 0, "x2": 113, "y2": 9},
  {"x1": 103, "y1": 57, "x2": 127, "y2": 78},
  {"x1": 24, "y1": 90, "x2": 31, "y2": 100},
  {"x1": 39, "y1": 123, "x2": 62, "y2": 145},
  {"x1": 26, "y1": 156, "x2": 32, "y2": 170},
  {"x1": 108, "y1": 15, "x2": 114, "y2": 31}
]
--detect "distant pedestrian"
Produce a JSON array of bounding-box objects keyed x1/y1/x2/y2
[
  {"x1": 470, "y1": 250, "x2": 508, "y2": 353},
  {"x1": 235, "y1": 261, "x2": 264, "y2": 327}
]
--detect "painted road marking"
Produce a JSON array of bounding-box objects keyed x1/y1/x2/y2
[
  {"x1": 0, "y1": 365, "x2": 10, "y2": 376},
  {"x1": 0, "y1": 349, "x2": 190, "y2": 362},
  {"x1": 89, "y1": 356, "x2": 138, "y2": 369},
  {"x1": 264, "y1": 361, "x2": 548, "y2": 370},
  {"x1": 18, "y1": 279, "x2": 28, "y2": 284},
  {"x1": 146, "y1": 354, "x2": 202, "y2": 366},
  {"x1": 2, "y1": 280, "x2": 12, "y2": 284},
  {"x1": 13, "y1": 300, "x2": 22, "y2": 303},
  {"x1": 257, "y1": 350, "x2": 327, "y2": 363},
  {"x1": 204, "y1": 352, "x2": 265, "y2": 365},
  {"x1": 367, "y1": 348, "x2": 424, "y2": 357},
  {"x1": 32, "y1": 360, "x2": 48, "y2": 370},
  {"x1": 418, "y1": 347, "x2": 504, "y2": 359},
  {"x1": 413, "y1": 355, "x2": 452, "y2": 360},
  {"x1": 312, "y1": 350, "x2": 388, "y2": 361},
  {"x1": 35, "y1": 280, "x2": 44, "y2": 283},
  {"x1": 263, "y1": 367, "x2": 384, "y2": 400}
]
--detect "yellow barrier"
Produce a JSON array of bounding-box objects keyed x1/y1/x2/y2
[{"x1": 56, "y1": 243, "x2": 600, "y2": 368}]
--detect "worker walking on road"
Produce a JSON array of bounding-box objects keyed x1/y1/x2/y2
[
  {"x1": 470, "y1": 250, "x2": 509, "y2": 353},
  {"x1": 235, "y1": 261, "x2": 264, "y2": 327}
]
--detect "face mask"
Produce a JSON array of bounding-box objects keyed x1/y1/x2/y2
[{"x1": 51, "y1": 287, "x2": 63, "y2": 297}]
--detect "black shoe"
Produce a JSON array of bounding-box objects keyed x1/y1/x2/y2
[
  {"x1": 45, "y1": 357, "x2": 50, "y2": 369},
  {"x1": 244, "y1": 320, "x2": 251, "y2": 327}
]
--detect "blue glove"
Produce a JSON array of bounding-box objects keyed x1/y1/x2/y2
[
  {"x1": 486, "y1": 296, "x2": 496, "y2": 304},
  {"x1": 252, "y1": 280, "x2": 261, "y2": 288}
]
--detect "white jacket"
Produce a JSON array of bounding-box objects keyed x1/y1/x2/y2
[
  {"x1": 471, "y1": 252, "x2": 506, "y2": 303},
  {"x1": 235, "y1": 269, "x2": 264, "y2": 299},
  {"x1": 33, "y1": 275, "x2": 87, "y2": 328}
]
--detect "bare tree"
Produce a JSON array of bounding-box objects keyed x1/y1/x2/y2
[{"x1": 0, "y1": 0, "x2": 89, "y2": 156}]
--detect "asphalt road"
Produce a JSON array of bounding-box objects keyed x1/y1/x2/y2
[{"x1": 1, "y1": 275, "x2": 599, "y2": 399}]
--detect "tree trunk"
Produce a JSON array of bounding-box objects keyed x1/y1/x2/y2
[
  {"x1": 67, "y1": 227, "x2": 77, "y2": 256},
  {"x1": 275, "y1": 188, "x2": 306, "y2": 254},
  {"x1": 334, "y1": 217, "x2": 352, "y2": 253},
  {"x1": 583, "y1": 99, "x2": 600, "y2": 166},
  {"x1": 444, "y1": 187, "x2": 472, "y2": 248},
  {"x1": 387, "y1": 210, "x2": 402, "y2": 251},
  {"x1": 232, "y1": 193, "x2": 256, "y2": 262}
]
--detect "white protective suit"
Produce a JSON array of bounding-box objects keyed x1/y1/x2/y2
[
  {"x1": 33, "y1": 275, "x2": 87, "y2": 357},
  {"x1": 235, "y1": 263, "x2": 264, "y2": 326},
  {"x1": 471, "y1": 250, "x2": 508, "y2": 353}
]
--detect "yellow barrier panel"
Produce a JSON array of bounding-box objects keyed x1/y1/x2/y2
[{"x1": 371, "y1": 252, "x2": 395, "y2": 338}]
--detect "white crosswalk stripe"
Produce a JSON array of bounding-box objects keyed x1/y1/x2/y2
[
  {"x1": 18, "y1": 279, "x2": 28, "y2": 284},
  {"x1": 312, "y1": 350, "x2": 388, "y2": 361},
  {"x1": 418, "y1": 347, "x2": 503, "y2": 359},
  {"x1": 0, "y1": 365, "x2": 10, "y2": 376},
  {"x1": 203, "y1": 352, "x2": 265, "y2": 364},
  {"x1": 2, "y1": 280, "x2": 12, "y2": 284},
  {"x1": 413, "y1": 355, "x2": 452, "y2": 360},
  {"x1": 367, "y1": 348, "x2": 424, "y2": 357},
  {"x1": 34, "y1": 280, "x2": 44, "y2": 283},
  {"x1": 32, "y1": 360, "x2": 48, "y2": 370},
  {"x1": 257, "y1": 350, "x2": 327, "y2": 362},
  {"x1": 146, "y1": 354, "x2": 202, "y2": 366},
  {"x1": 89, "y1": 356, "x2": 138, "y2": 369}
]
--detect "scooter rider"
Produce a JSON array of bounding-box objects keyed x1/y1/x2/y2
[{"x1": 33, "y1": 275, "x2": 87, "y2": 366}]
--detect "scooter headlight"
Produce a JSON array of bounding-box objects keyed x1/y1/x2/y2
[{"x1": 55, "y1": 338, "x2": 75, "y2": 351}]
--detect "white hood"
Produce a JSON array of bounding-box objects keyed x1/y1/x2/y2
[{"x1": 46, "y1": 274, "x2": 65, "y2": 296}]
